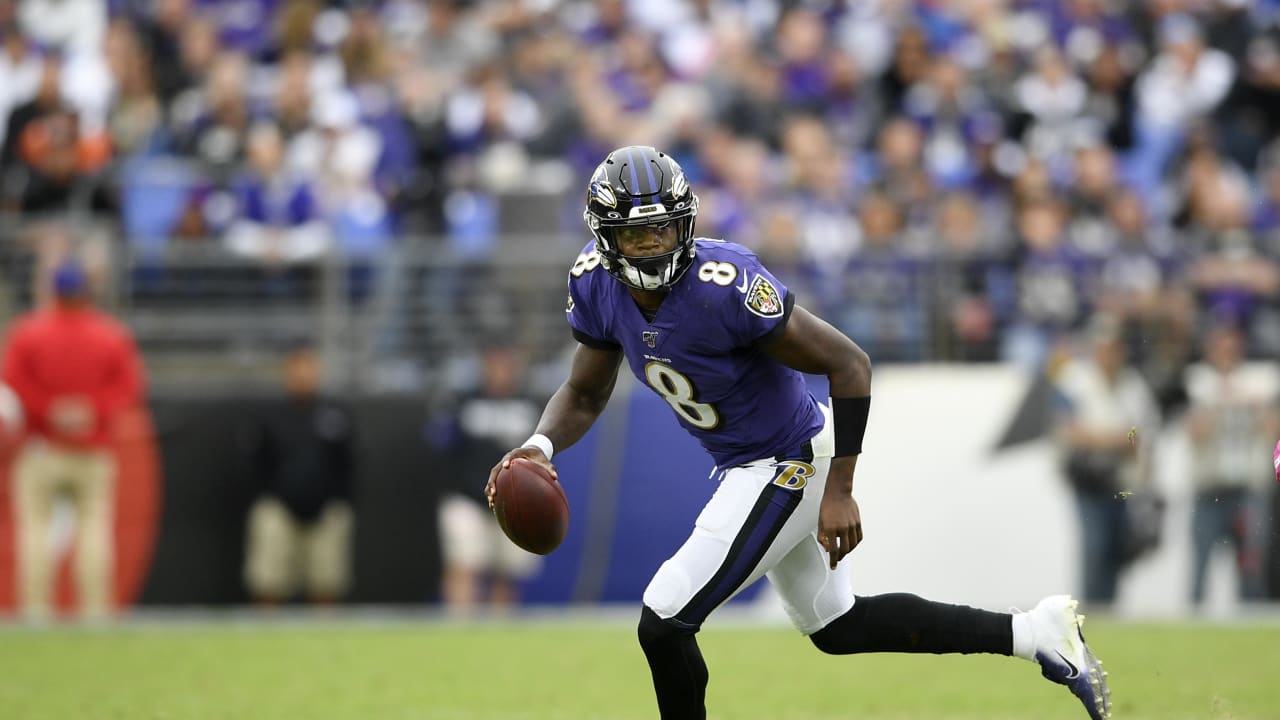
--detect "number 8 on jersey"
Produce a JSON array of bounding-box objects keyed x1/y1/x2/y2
[{"x1": 644, "y1": 361, "x2": 719, "y2": 430}]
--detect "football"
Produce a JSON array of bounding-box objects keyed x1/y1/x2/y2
[{"x1": 493, "y1": 458, "x2": 569, "y2": 555}]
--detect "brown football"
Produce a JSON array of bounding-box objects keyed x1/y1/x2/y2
[{"x1": 493, "y1": 458, "x2": 569, "y2": 555}]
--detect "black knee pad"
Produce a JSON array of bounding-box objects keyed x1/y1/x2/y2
[{"x1": 638, "y1": 606, "x2": 696, "y2": 650}]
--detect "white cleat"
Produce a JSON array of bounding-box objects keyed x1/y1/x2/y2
[{"x1": 1029, "y1": 595, "x2": 1112, "y2": 720}]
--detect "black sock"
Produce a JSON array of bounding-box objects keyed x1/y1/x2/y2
[
  {"x1": 810, "y1": 593, "x2": 1013, "y2": 656},
  {"x1": 637, "y1": 606, "x2": 708, "y2": 719}
]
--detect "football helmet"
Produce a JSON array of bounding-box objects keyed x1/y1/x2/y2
[{"x1": 583, "y1": 146, "x2": 699, "y2": 291}]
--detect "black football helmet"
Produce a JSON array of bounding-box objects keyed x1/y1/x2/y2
[{"x1": 583, "y1": 145, "x2": 699, "y2": 291}]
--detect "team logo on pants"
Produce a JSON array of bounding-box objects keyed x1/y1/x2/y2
[{"x1": 772, "y1": 460, "x2": 815, "y2": 490}]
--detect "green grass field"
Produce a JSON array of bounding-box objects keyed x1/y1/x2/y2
[{"x1": 0, "y1": 617, "x2": 1274, "y2": 719}]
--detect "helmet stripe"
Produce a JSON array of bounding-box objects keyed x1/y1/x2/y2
[
  {"x1": 642, "y1": 151, "x2": 658, "y2": 197},
  {"x1": 625, "y1": 147, "x2": 642, "y2": 206}
]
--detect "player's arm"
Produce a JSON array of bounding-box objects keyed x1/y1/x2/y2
[
  {"x1": 762, "y1": 304, "x2": 872, "y2": 569},
  {"x1": 485, "y1": 343, "x2": 623, "y2": 505}
]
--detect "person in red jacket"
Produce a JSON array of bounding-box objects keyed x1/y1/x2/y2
[{"x1": 1, "y1": 259, "x2": 145, "y2": 621}]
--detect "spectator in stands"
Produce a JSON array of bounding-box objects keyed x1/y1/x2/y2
[
  {"x1": 16, "y1": 0, "x2": 105, "y2": 56},
  {"x1": 864, "y1": 117, "x2": 932, "y2": 220},
  {"x1": 1, "y1": 258, "x2": 146, "y2": 621},
  {"x1": 837, "y1": 191, "x2": 925, "y2": 362},
  {"x1": 339, "y1": 5, "x2": 391, "y2": 88},
  {"x1": 0, "y1": 55, "x2": 111, "y2": 213},
  {"x1": 168, "y1": 13, "x2": 219, "y2": 104},
  {"x1": 879, "y1": 25, "x2": 931, "y2": 115},
  {"x1": 1094, "y1": 190, "x2": 1172, "y2": 337},
  {"x1": 270, "y1": 51, "x2": 317, "y2": 142},
  {"x1": 703, "y1": 20, "x2": 784, "y2": 145},
  {"x1": 434, "y1": 342, "x2": 542, "y2": 614},
  {"x1": 1066, "y1": 141, "x2": 1122, "y2": 257},
  {"x1": 1054, "y1": 315, "x2": 1160, "y2": 607},
  {"x1": 0, "y1": 24, "x2": 41, "y2": 142},
  {"x1": 1131, "y1": 14, "x2": 1235, "y2": 203},
  {"x1": 134, "y1": 0, "x2": 193, "y2": 106},
  {"x1": 1184, "y1": 322, "x2": 1280, "y2": 608},
  {"x1": 1081, "y1": 44, "x2": 1138, "y2": 152},
  {"x1": 1184, "y1": 165, "x2": 1280, "y2": 350},
  {"x1": 444, "y1": 63, "x2": 543, "y2": 161},
  {"x1": 783, "y1": 115, "x2": 858, "y2": 268},
  {"x1": 287, "y1": 90, "x2": 393, "y2": 260},
  {"x1": 170, "y1": 50, "x2": 252, "y2": 168},
  {"x1": 696, "y1": 134, "x2": 769, "y2": 244},
  {"x1": 242, "y1": 340, "x2": 355, "y2": 606},
  {"x1": 225, "y1": 122, "x2": 329, "y2": 264},
  {"x1": 905, "y1": 53, "x2": 989, "y2": 190},
  {"x1": 1004, "y1": 198, "x2": 1089, "y2": 368},
  {"x1": 774, "y1": 7, "x2": 831, "y2": 112},
  {"x1": 104, "y1": 21, "x2": 162, "y2": 159},
  {"x1": 1013, "y1": 47, "x2": 1085, "y2": 165},
  {"x1": 932, "y1": 192, "x2": 1005, "y2": 361}
]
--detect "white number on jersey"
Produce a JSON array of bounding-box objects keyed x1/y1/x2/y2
[
  {"x1": 644, "y1": 362, "x2": 719, "y2": 430},
  {"x1": 571, "y1": 250, "x2": 602, "y2": 278},
  {"x1": 697, "y1": 260, "x2": 738, "y2": 286}
]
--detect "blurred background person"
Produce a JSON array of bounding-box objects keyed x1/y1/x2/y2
[
  {"x1": 1053, "y1": 315, "x2": 1161, "y2": 608},
  {"x1": 432, "y1": 342, "x2": 541, "y2": 614},
  {"x1": 1, "y1": 259, "x2": 145, "y2": 621},
  {"x1": 224, "y1": 122, "x2": 330, "y2": 265},
  {"x1": 1183, "y1": 322, "x2": 1280, "y2": 609},
  {"x1": 0, "y1": 54, "x2": 111, "y2": 214},
  {"x1": 242, "y1": 340, "x2": 355, "y2": 606}
]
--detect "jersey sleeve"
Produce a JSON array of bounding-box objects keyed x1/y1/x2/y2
[
  {"x1": 721, "y1": 251, "x2": 795, "y2": 347},
  {"x1": 566, "y1": 268, "x2": 620, "y2": 351}
]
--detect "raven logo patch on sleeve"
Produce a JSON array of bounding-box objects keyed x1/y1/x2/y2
[{"x1": 745, "y1": 275, "x2": 783, "y2": 318}]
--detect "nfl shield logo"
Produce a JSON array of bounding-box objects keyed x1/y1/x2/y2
[{"x1": 642, "y1": 331, "x2": 659, "y2": 348}]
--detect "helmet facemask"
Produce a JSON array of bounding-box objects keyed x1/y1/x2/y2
[{"x1": 586, "y1": 197, "x2": 699, "y2": 291}]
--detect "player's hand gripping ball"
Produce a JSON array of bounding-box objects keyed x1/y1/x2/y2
[{"x1": 492, "y1": 458, "x2": 569, "y2": 555}]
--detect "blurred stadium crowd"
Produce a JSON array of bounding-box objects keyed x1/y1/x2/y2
[{"x1": 1, "y1": 0, "x2": 1279, "y2": 383}]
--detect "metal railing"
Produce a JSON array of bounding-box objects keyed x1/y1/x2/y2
[{"x1": 0, "y1": 213, "x2": 1109, "y2": 395}]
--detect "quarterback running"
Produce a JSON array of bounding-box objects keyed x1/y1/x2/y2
[{"x1": 488, "y1": 145, "x2": 1111, "y2": 719}]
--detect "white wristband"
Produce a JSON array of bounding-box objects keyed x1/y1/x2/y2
[{"x1": 522, "y1": 433, "x2": 554, "y2": 460}]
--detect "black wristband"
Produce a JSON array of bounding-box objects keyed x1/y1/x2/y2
[{"x1": 831, "y1": 396, "x2": 870, "y2": 457}]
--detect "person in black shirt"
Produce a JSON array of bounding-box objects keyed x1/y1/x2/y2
[
  {"x1": 435, "y1": 343, "x2": 541, "y2": 613},
  {"x1": 242, "y1": 341, "x2": 355, "y2": 605}
]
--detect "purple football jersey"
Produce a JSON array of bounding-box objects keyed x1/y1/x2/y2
[{"x1": 567, "y1": 239, "x2": 824, "y2": 469}]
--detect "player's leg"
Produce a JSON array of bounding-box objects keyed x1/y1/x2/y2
[
  {"x1": 764, "y1": 453, "x2": 1013, "y2": 655},
  {"x1": 773, "y1": 477, "x2": 1110, "y2": 718},
  {"x1": 636, "y1": 605, "x2": 708, "y2": 720},
  {"x1": 638, "y1": 459, "x2": 823, "y2": 719},
  {"x1": 785, "y1": 558, "x2": 1013, "y2": 655}
]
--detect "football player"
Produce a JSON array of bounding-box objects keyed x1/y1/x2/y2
[{"x1": 487, "y1": 146, "x2": 1111, "y2": 719}]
